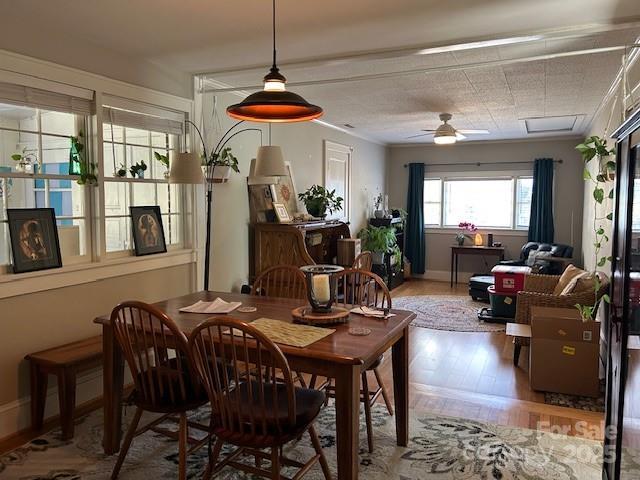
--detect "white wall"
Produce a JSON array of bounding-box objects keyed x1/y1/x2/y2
[
  {"x1": 197, "y1": 91, "x2": 387, "y2": 292},
  {"x1": 387, "y1": 138, "x2": 585, "y2": 279}
]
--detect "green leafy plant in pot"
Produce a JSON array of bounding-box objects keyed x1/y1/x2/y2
[
  {"x1": 207, "y1": 146, "x2": 239, "y2": 181},
  {"x1": 357, "y1": 225, "x2": 398, "y2": 265},
  {"x1": 298, "y1": 185, "x2": 343, "y2": 219}
]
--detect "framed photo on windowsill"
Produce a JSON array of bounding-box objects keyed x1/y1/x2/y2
[
  {"x1": 7, "y1": 208, "x2": 62, "y2": 273},
  {"x1": 130, "y1": 206, "x2": 167, "y2": 256}
]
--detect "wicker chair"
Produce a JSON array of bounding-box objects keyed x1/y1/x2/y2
[{"x1": 512, "y1": 273, "x2": 609, "y2": 366}]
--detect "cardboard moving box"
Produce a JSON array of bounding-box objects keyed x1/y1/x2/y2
[{"x1": 529, "y1": 306, "x2": 600, "y2": 398}]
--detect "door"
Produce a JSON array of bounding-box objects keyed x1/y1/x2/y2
[
  {"x1": 324, "y1": 140, "x2": 352, "y2": 222},
  {"x1": 605, "y1": 136, "x2": 638, "y2": 479}
]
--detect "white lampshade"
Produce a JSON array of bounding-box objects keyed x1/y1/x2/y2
[
  {"x1": 254, "y1": 146, "x2": 287, "y2": 177},
  {"x1": 169, "y1": 152, "x2": 203, "y2": 184}
]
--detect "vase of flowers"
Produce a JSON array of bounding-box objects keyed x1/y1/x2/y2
[{"x1": 456, "y1": 221, "x2": 477, "y2": 246}]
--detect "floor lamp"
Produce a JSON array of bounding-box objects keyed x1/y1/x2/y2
[{"x1": 169, "y1": 120, "x2": 286, "y2": 290}]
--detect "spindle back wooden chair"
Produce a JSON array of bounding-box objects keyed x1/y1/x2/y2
[
  {"x1": 189, "y1": 318, "x2": 331, "y2": 480},
  {"x1": 109, "y1": 301, "x2": 208, "y2": 480},
  {"x1": 335, "y1": 268, "x2": 392, "y2": 311},
  {"x1": 252, "y1": 265, "x2": 307, "y2": 300},
  {"x1": 331, "y1": 268, "x2": 394, "y2": 452},
  {"x1": 252, "y1": 264, "x2": 309, "y2": 387},
  {"x1": 352, "y1": 251, "x2": 373, "y2": 272}
]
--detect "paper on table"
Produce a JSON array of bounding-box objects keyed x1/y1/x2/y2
[
  {"x1": 350, "y1": 306, "x2": 395, "y2": 319},
  {"x1": 179, "y1": 298, "x2": 242, "y2": 314}
]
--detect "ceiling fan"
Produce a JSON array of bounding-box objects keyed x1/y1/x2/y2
[{"x1": 407, "y1": 113, "x2": 490, "y2": 144}]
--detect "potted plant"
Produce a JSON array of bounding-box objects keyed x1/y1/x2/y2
[
  {"x1": 154, "y1": 151, "x2": 170, "y2": 179},
  {"x1": 298, "y1": 185, "x2": 343, "y2": 219},
  {"x1": 373, "y1": 193, "x2": 384, "y2": 219},
  {"x1": 115, "y1": 163, "x2": 127, "y2": 178},
  {"x1": 130, "y1": 160, "x2": 147, "y2": 179},
  {"x1": 11, "y1": 148, "x2": 37, "y2": 174},
  {"x1": 357, "y1": 225, "x2": 398, "y2": 264},
  {"x1": 575, "y1": 135, "x2": 615, "y2": 321},
  {"x1": 456, "y1": 221, "x2": 477, "y2": 246},
  {"x1": 208, "y1": 147, "x2": 239, "y2": 181}
]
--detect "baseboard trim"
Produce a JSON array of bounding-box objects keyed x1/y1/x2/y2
[
  {"x1": 410, "y1": 270, "x2": 474, "y2": 284},
  {"x1": 0, "y1": 369, "x2": 103, "y2": 441}
]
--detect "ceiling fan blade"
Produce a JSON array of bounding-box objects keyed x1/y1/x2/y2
[
  {"x1": 456, "y1": 129, "x2": 490, "y2": 134},
  {"x1": 406, "y1": 133, "x2": 433, "y2": 139},
  {"x1": 455, "y1": 132, "x2": 466, "y2": 140},
  {"x1": 421, "y1": 129, "x2": 437, "y2": 132}
]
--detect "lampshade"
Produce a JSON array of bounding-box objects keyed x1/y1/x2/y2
[
  {"x1": 226, "y1": 81, "x2": 323, "y2": 123},
  {"x1": 254, "y1": 146, "x2": 287, "y2": 177},
  {"x1": 168, "y1": 152, "x2": 203, "y2": 184},
  {"x1": 226, "y1": 0, "x2": 323, "y2": 123}
]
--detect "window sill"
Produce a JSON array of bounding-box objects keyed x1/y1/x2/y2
[
  {"x1": 0, "y1": 249, "x2": 196, "y2": 300},
  {"x1": 424, "y1": 227, "x2": 528, "y2": 237}
]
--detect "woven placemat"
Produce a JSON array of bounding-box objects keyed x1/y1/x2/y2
[{"x1": 248, "y1": 318, "x2": 335, "y2": 348}]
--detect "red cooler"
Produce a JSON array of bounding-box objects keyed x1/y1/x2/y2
[{"x1": 491, "y1": 265, "x2": 531, "y2": 294}]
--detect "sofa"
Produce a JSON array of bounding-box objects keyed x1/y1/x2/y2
[{"x1": 500, "y1": 242, "x2": 573, "y2": 275}]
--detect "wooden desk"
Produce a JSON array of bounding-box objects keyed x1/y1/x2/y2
[
  {"x1": 94, "y1": 291, "x2": 415, "y2": 480},
  {"x1": 450, "y1": 245, "x2": 505, "y2": 287}
]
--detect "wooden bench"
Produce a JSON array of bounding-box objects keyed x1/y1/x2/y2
[{"x1": 25, "y1": 335, "x2": 103, "y2": 439}]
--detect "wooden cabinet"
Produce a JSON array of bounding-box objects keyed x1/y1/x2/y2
[{"x1": 250, "y1": 221, "x2": 350, "y2": 281}]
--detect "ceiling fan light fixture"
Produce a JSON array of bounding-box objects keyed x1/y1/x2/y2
[{"x1": 433, "y1": 133, "x2": 457, "y2": 145}]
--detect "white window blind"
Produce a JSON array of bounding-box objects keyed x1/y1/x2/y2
[
  {"x1": 0, "y1": 81, "x2": 93, "y2": 115},
  {"x1": 103, "y1": 106, "x2": 184, "y2": 136}
]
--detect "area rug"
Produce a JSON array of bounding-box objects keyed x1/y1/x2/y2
[
  {"x1": 2, "y1": 404, "x2": 631, "y2": 479},
  {"x1": 544, "y1": 380, "x2": 606, "y2": 413},
  {"x1": 393, "y1": 295, "x2": 506, "y2": 332}
]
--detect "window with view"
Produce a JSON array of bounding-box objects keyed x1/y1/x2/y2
[
  {"x1": 102, "y1": 110, "x2": 183, "y2": 254},
  {"x1": 423, "y1": 175, "x2": 533, "y2": 229},
  {"x1": 0, "y1": 103, "x2": 89, "y2": 268}
]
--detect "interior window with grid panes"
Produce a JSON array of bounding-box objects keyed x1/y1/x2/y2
[
  {"x1": 0, "y1": 103, "x2": 89, "y2": 268},
  {"x1": 102, "y1": 123, "x2": 182, "y2": 253}
]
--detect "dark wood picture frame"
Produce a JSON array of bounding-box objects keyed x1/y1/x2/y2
[
  {"x1": 7, "y1": 208, "x2": 62, "y2": 273},
  {"x1": 129, "y1": 206, "x2": 167, "y2": 256}
]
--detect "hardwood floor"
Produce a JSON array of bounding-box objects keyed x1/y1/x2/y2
[
  {"x1": 374, "y1": 278, "x2": 606, "y2": 440},
  {"x1": 0, "y1": 279, "x2": 606, "y2": 456}
]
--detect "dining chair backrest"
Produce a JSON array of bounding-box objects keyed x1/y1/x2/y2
[
  {"x1": 252, "y1": 264, "x2": 307, "y2": 300},
  {"x1": 352, "y1": 251, "x2": 373, "y2": 272},
  {"x1": 188, "y1": 318, "x2": 296, "y2": 440},
  {"x1": 335, "y1": 268, "x2": 392, "y2": 310},
  {"x1": 110, "y1": 301, "x2": 195, "y2": 409}
]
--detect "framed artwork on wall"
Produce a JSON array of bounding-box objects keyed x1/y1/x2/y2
[
  {"x1": 272, "y1": 161, "x2": 300, "y2": 218},
  {"x1": 7, "y1": 208, "x2": 62, "y2": 273},
  {"x1": 324, "y1": 140, "x2": 352, "y2": 222},
  {"x1": 129, "y1": 206, "x2": 167, "y2": 256}
]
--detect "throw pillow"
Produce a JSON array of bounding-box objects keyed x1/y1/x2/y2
[{"x1": 553, "y1": 264, "x2": 587, "y2": 295}]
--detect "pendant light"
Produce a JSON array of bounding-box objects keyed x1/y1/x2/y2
[{"x1": 227, "y1": 0, "x2": 323, "y2": 123}]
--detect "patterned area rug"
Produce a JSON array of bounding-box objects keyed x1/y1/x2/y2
[
  {"x1": 544, "y1": 380, "x2": 606, "y2": 413},
  {"x1": 1, "y1": 405, "x2": 631, "y2": 479},
  {"x1": 394, "y1": 295, "x2": 506, "y2": 332}
]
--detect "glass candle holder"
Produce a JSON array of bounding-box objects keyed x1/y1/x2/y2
[{"x1": 300, "y1": 265, "x2": 344, "y2": 313}]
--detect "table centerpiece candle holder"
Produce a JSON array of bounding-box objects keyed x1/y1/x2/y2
[{"x1": 293, "y1": 265, "x2": 350, "y2": 325}]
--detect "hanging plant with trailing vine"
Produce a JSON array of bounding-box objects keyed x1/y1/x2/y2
[
  {"x1": 574, "y1": 135, "x2": 616, "y2": 320},
  {"x1": 70, "y1": 131, "x2": 98, "y2": 185}
]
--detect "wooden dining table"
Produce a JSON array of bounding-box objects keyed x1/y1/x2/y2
[{"x1": 94, "y1": 290, "x2": 415, "y2": 480}]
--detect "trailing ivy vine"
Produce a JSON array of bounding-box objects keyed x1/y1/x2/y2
[
  {"x1": 575, "y1": 135, "x2": 615, "y2": 320},
  {"x1": 71, "y1": 131, "x2": 98, "y2": 185}
]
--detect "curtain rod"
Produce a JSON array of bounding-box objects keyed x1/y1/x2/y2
[{"x1": 402, "y1": 159, "x2": 563, "y2": 168}]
